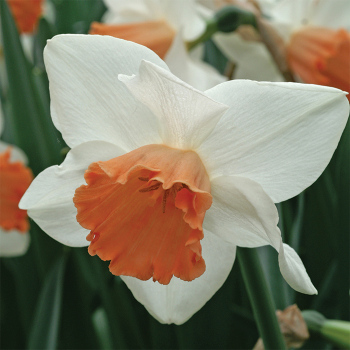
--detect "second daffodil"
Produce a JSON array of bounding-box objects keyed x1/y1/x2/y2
[
  {"x1": 20, "y1": 34, "x2": 349, "y2": 324},
  {"x1": 0, "y1": 112, "x2": 32, "y2": 257}
]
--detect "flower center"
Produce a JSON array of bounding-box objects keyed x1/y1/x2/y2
[
  {"x1": 89, "y1": 20, "x2": 176, "y2": 59},
  {"x1": 74, "y1": 144, "x2": 212, "y2": 284},
  {"x1": 0, "y1": 149, "x2": 33, "y2": 232}
]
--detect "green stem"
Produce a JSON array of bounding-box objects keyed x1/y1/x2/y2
[
  {"x1": 237, "y1": 248, "x2": 287, "y2": 350},
  {"x1": 187, "y1": 6, "x2": 257, "y2": 51},
  {"x1": 187, "y1": 19, "x2": 218, "y2": 51}
]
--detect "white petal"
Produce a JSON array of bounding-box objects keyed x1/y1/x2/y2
[
  {"x1": 101, "y1": 0, "x2": 206, "y2": 40},
  {"x1": 199, "y1": 80, "x2": 349, "y2": 203},
  {"x1": 256, "y1": 0, "x2": 282, "y2": 15},
  {"x1": 119, "y1": 60, "x2": 229, "y2": 149},
  {"x1": 121, "y1": 230, "x2": 236, "y2": 324},
  {"x1": 269, "y1": 0, "x2": 312, "y2": 29},
  {"x1": 205, "y1": 176, "x2": 280, "y2": 248},
  {"x1": 213, "y1": 33, "x2": 283, "y2": 81},
  {"x1": 19, "y1": 141, "x2": 124, "y2": 247},
  {"x1": 44, "y1": 34, "x2": 168, "y2": 151},
  {"x1": 204, "y1": 175, "x2": 317, "y2": 294},
  {"x1": 159, "y1": 0, "x2": 206, "y2": 40},
  {"x1": 269, "y1": 0, "x2": 350, "y2": 31},
  {"x1": 165, "y1": 32, "x2": 227, "y2": 91},
  {"x1": 0, "y1": 141, "x2": 28, "y2": 164},
  {"x1": 279, "y1": 242, "x2": 317, "y2": 294},
  {"x1": 103, "y1": 0, "x2": 160, "y2": 23},
  {"x1": 0, "y1": 229, "x2": 30, "y2": 257},
  {"x1": 311, "y1": 0, "x2": 350, "y2": 30}
]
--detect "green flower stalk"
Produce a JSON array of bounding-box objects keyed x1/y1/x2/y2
[
  {"x1": 302, "y1": 310, "x2": 350, "y2": 348},
  {"x1": 187, "y1": 5, "x2": 257, "y2": 50}
]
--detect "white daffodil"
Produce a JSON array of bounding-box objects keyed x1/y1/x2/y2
[
  {"x1": 20, "y1": 34, "x2": 349, "y2": 324},
  {"x1": 89, "y1": 0, "x2": 226, "y2": 91},
  {"x1": 268, "y1": 0, "x2": 350, "y2": 40},
  {"x1": 268, "y1": 0, "x2": 350, "y2": 94},
  {"x1": 0, "y1": 111, "x2": 32, "y2": 257}
]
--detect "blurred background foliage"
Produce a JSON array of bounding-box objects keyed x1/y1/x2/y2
[{"x1": 0, "y1": 0, "x2": 349, "y2": 349}]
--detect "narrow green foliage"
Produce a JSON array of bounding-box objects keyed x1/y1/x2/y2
[
  {"x1": 2, "y1": 255, "x2": 40, "y2": 339},
  {"x1": 33, "y1": 17, "x2": 56, "y2": 69},
  {"x1": 0, "y1": 262, "x2": 26, "y2": 349},
  {"x1": 28, "y1": 256, "x2": 66, "y2": 349},
  {"x1": 303, "y1": 310, "x2": 350, "y2": 348},
  {"x1": 203, "y1": 39, "x2": 228, "y2": 75},
  {"x1": 57, "y1": 252, "x2": 100, "y2": 349},
  {"x1": 51, "y1": 0, "x2": 107, "y2": 34},
  {"x1": 0, "y1": 0, "x2": 61, "y2": 174},
  {"x1": 74, "y1": 249, "x2": 138, "y2": 349},
  {"x1": 332, "y1": 119, "x2": 350, "y2": 320},
  {"x1": 238, "y1": 248, "x2": 287, "y2": 350},
  {"x1": 289, "y1": 193, "x2": 305, "y2": 252},
  {"x1": 257, "y1": 246, "x2": 291, "y2": 310}
]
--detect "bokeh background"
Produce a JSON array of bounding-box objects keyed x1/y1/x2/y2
[{"x1": 0, "y1": 0, "x2": 349, "y2": 349}]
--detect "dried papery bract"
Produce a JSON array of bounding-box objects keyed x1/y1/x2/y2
[{"x1": 253, "y1": 304, "x2": 309, "y2": 350}]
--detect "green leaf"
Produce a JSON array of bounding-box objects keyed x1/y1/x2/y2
[
  {"x1": 332, "y1": 119, "x2": 350, "y2": 320},
  {"x1": 257, "y1": 246, "x2": 292, "y2": 309},
  {"x1": 33, "y1": 17, "x2": 56, "y2": 69},
  {"x1": 28, "y1": 255, "x2": 66, "y2": 349},
  {"x1": 203, "y1": 39, "x2": 228, "y2": 75},
  {"x1": 302, "y1": 310, "x2": 327, "y2": 332},
  {"x1": 57, "y1": 251, "x2": 99, "y2": 349},
  {"x1": 175, "y1": 266, "x2": 251, "y2": 349},
  {"x1": 303, "y1": 311, "x2": 350, "y2": 348},
  {"x1": 0, "y1": 261, "x2": 26, "y2": 349},
  {"x1": 92, "y1": 308, "x2": 114, "y2": 350},
  {"x1": 74, "y1": 250, "x2": 128, "y2": 349},
  {"x1": 321, "y1": 320, "x2": 350, "y2": 348},
  {"x1": 289, "y1": 193, "x2": 305, "y2": 252},
  {"x1": 298, "y1": 118, "x2": 349, "y2": 319},
  {"x1": 2, "y1": 245, "x2": 42, "y2": 337},
  {"x1": 0, "y1": 0, "x2": 61, "y2": 174},
  {"x1": 32, "y1": 18, "x2": 67, "y2": 150},
  {"x1": 237, "y1": 248, "x2": 287, "y2": 350},
  {"x1": 311, "y1": 260, "x2": 338, "y2": 311},
  {"x1": 51, "y1": 0, "x2": 106, "y2": 34}
]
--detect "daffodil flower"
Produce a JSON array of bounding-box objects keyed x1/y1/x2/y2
[
  {"x1": 89, "y1": 0, "x2": 226, "y2": 90},
  {"x1": 269, "y1": 0, "x2": 350, "y2": 96},
  {"x1": 20, "y1": 34, "x2": 349, "y2": 324},
  {"x1": 0, "y1": 112, "x2": 32, "y2": 257},
  {"x1": 6, "y1": 0, "x2": 43, "y2": 34}
]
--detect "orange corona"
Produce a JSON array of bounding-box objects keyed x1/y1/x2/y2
[
  {"x1": 0, "y1": 149, "x2": 33, "y2": 232},
  {"x1": 287, "y1": 27, "x2": 350, "y2": 98},
  {"x1": 90, "y1": 20, "x2": 176, "y2": 59},
  {"x1": 74, "y1": 144, "x2": 212, "y2": 284},
  {"x1": 7, "y1": 0, "x2": 43, "y2": 34}
]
